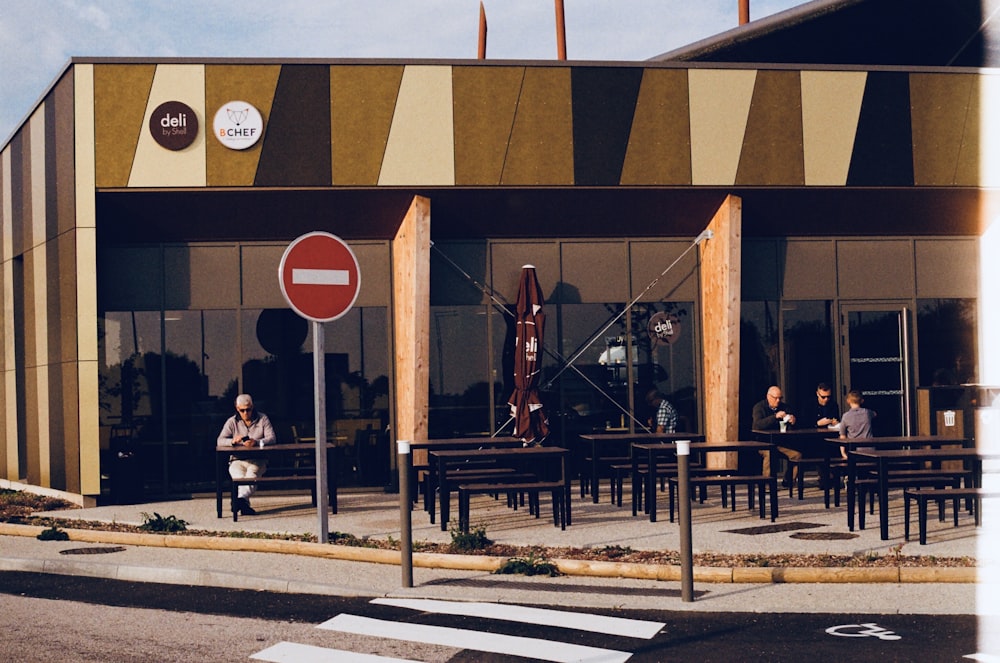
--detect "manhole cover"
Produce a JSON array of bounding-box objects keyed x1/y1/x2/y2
[
  {"x1": 59, "y1": 546, "x2": 127, "y2": 555},
  {"x1": 790, "y1": 532, "x2": 859, "y2": 540},
  {"x1": 722, "y1": 522, "x2": 826, "y2": 536}
]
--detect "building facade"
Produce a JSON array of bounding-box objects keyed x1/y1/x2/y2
[{"x1": 1, "y1": 57, "x2": 992, "y2": 503}]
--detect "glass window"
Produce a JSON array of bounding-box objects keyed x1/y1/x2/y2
[
  {"x1": 740, "y1": 300, "x2": 779, "y2": 437},
  {"x1": 917, "y1": 298, "x2": 977, "y2": 386},
  {"x1": 782, "y1": 301, "x2": 836, "y2": 410},
  {"x1": 428, "y1": 305, "x2": 490, "y2": 437}
]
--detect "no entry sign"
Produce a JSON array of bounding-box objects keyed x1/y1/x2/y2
[{"x1": 279, "y1": 232, "x2": 361, "y2": 322}]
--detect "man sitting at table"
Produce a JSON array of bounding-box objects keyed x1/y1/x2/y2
[
  {"x1": 645, "y1": 389, "x2": 678, "y2": 433},
  {"x1": 752, "y1": 385, "x2": 798, "y2": 486},
  {"x1": 217, "y1": 393, "x2": 276, "y2": 516}
]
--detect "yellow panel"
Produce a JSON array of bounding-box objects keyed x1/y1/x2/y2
[
  {"x1": 74, "y1": 65, "x2": 97, "y2": 229},
  {"x1": 331, "y1": 65, "x2": 403, "y2": 186},
  {"x1": 78, "y1": 360, "x2": 101, "y2": 495},
  {"x1": 501, "y1": 67, "x2": 574, "y2": 185},
  {"x1": 957, "y1": 75, "x2": 1000, "y2": 187},
  {"x1": 2, "y1": 148, "x2": 11, "y2": 260},
  {"x1": 128, "y1": 65, "x2": 207, "y2": 187},
  {"x1": 621, "y1": 69, "x2": 691, "y2": 185},
  {"x1": 76, "y1": 228, "x2": 98, "y2": 362},
  {"x1": 910, "y1": 74, "x2": 977, "y2": 186},
  {"x1": 801, "y1": 70, "x2": 866, "y2": 186},
  {"x1": 32, "y1": 246, "x2": 48, "y2": 370},
  {"x1": 57, "y1": 233, "x2": 78, "y2": 362},
  {"x1": 94, "y1": 64, "x2": 155, "y2": 188},
  {"x1": 453, "y1": 66, "x2": 524, "y2": 185},
  {"x1": 688, "y1": 69, "x2": 756, "y2": 186},
  {"x1": 378, "y1": 66, "x2": 454, "y2": 185},
  {"x1": 29, "y1": 106, "x2": 46, "y2": 248},
  {"x1": 33, "y1": 365, "x2": 51, "y2": 486},
  {"x1": 205, "y1": 65, "x2": 281, "y2": 186}
]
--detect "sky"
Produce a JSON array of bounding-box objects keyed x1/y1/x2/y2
[{"x1": 0, "y1": 0, "x2": 808, "y2": 143}]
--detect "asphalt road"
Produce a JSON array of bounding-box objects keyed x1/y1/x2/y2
[{"x1": 0, "y1": 572, "x2": 982, "y2": 662}]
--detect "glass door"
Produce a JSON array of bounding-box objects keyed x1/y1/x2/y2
[{"x1": 839, "y1": 303, "x2": 914, "y2": 437}]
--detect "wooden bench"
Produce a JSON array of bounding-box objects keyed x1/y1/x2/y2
[
  {"x1": 457, "y1": 479, "x2": 568, "y2": 532},
  {"x1": 230, "y1": 474, "x2": 321, "y2": 522},
  {"x1": 668, "y1": 474, "x2": 778, "y2": 522},
  {"x1": 904, "y1": 487, "x2": 1000, "y2": 544}
]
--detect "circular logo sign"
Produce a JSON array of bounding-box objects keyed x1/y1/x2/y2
[
  {"x1": 647, "y1": 312, "x2": 681, "y2": 347},
  {"x1": 213, "y1": 101, "x2": 264, "y2": 150},
  {"x1": 149, "y1": 101, "x2": 198, "y2": 151}
]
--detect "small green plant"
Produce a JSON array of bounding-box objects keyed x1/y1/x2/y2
[
  {"x1": 495, "y1": 552, "x2": 561, "y2": 577},
  {"x1": 139, "y1": 512, "x2": 188, "y2": 532},
  {"x1": 449, "y1": 522, "x2": 492, "y2": 552},
  {"x1": 37, "y1": 525, "x2": 69, "y2": 541}
]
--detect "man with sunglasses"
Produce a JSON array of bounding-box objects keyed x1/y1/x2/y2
[
  {"x1": 217, "y1": 393, "x2": 276, "y2": 515},
  {"x1": 811, "y1": 382, "x2": 840, "y2": 428}
]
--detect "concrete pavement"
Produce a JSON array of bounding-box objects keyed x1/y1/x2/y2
[{"x1": 1, "y1": 482, "x2": 998, "y2": 614}]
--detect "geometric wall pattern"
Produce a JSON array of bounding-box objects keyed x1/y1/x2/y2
[{"x1": 72, "y1": 62, "x2": 988, "y2": 189}]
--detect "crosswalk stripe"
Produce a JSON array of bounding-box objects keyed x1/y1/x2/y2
[
  {"x1": 371, "y1": 598, "x2": 664, "y2": 639},
  {"x1": 251, "y1": 641, "x2": 420, "y2": 662},
  {"x1": 318, "y1": 613, "x2": 632, "y2": 663}
]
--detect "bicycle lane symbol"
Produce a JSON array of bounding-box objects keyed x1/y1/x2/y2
[{"x1": 826, "y1": 623, "x2": 901, "y2": 641}]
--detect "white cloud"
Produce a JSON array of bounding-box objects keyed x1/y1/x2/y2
[{"x1": 1, "y1": 0, "x2": 806, "y2": 142}]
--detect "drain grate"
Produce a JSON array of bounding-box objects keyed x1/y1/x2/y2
[
  {"x1": 722, "y1": 522, "x2": 826, "y2": 536},
  {"x1": 790, "y1": 532, "x2": 859, "y2": 540},
  {"x1": 59, "y1": 546, "x2": 128, "y2": 555}
]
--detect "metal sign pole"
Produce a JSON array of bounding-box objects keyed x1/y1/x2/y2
[
  {"x1": 398, "y1": 439, "x2": 413, "y2": 587},
  {"x1": 313, "y1": 320, "x2": 329, "y2": 544},
  {"x1": 677, "y1": 439, "x2": 694, "y2": 602}
]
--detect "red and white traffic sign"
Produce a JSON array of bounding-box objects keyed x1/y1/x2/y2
[{"x1": 279, "y1": 232, "x2": 361, "y2": 322}]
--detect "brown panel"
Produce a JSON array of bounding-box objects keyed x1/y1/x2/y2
[
  {"x1": 241, "y1": 244, "x2": 285, "y2": 308},
  {"x1": 630, "y1": 240, "x2": 699, "y2": 301},
  {"x1": 782, "y1": 239, "x2": 836, "y2": 299},
  {"x1": 22, "y1": 249, "x2": 37, "y2": 367},
  {"x1": 915, "y1": 238, "x2": 978, "y2": 298},
  {"x1": 60, "y1": 362, "x2": 81, "y2": 493},
  {"x1": 330, "y1": 65, "x2": 403, "y2": 186},
  {"x1": 837, "y1": 239, "x2": 914, "y2": 299},
  {"x1": 501, "y1": 68, "x2": 574, "y2": 185},
  {"x1": 165, "y1": 244, "x2": 240, "y2": 309},
  {"x1": 489, "y1": 242, "x2": 559, "y2": 304},
  {"x1": 47, "y1": 362, "x2": 65, "y2": 489},
  {"x1": 23, "y1": 366, "x2": 40, "y2": 485},
  {"x1": 453, "y1": 66, "x2": 523, "y2": 185},
  {"x1": 52, "y1": 73, "x2": 77, "y2": 236},
  {"x1": 736, "y1": 70, "x2": 804, "y2": 185},
  {"x1": 205, "y1": 65, "x2": 281, "y2": 186},
  {"x1": 910, "y1": 73, "x2": 978, "y2": 186},
  {"x1": 97, "y1": 246, "x2": 164, "y2": 311},
  {"x1": 94, "y1": 65, "x2": 156, "y2": 188},
  {"x1": 562, "y1": 242, "x2": 628, "y2": 303},
  {"x1": 350, "y1": 242, "x2": 390, "y2": 307},
  {"x1": 742, "y1": 240, "x2": 779, "y2": 300},
  {"x1": 621, "y1": 69, "x2": 692, "y2": 185},
  {"x1": 54, "y1": 232, "x2": 78, "y2": 362},
  {"x1": 430, "y1": 241, "x2": 489, "y2": 306},
  {"x1": 11, "y1": 132, "x2": 28, "y2": 256}
]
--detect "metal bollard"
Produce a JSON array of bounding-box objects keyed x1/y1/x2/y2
[
  {"x1": 676, "y1": 439, "x2": 694, "y2": 602},
  {"x1": 397, "y1": 439, "x2": 413, "y2": 588}
]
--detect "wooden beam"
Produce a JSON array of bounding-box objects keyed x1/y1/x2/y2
[
  {"x1": 699, "y1": 195, "x2": 742, "y2": 465},
  {"x1": 392, "y1": 196, "x2": 431, "y2": 451}
]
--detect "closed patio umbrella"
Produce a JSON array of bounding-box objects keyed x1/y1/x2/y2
[{"x1": 508, "y1": 265, "x2": 549, "y2": 445}]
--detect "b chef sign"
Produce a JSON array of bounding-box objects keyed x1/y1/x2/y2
[{"x1": 213, "y1": 100, "x2": 264, "y2": 150}]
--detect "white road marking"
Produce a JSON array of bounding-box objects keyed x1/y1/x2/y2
[
  {"x1": 318, "y1": 613, "x2": 632, "y2": 663},
  {"x1": 292, "y1": 268, "x2": 350, "y2": 285},
  {"x1": 372, "y1": 597, "x2": 664, "y2": 639},
  {"x1": 251, "y1": 641, "x2": 419, "y2": 662}
]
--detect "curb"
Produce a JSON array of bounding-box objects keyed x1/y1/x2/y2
[{"x1": 0, "y1": 523, "x2": 978, "y2": 584}]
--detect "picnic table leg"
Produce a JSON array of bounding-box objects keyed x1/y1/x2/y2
[
  {"x1": 878, "y1": 458, "x2": 890, "y2": 540},
  {"x1": 846, "y1": 452, "x2": 856, "y2": 531}
]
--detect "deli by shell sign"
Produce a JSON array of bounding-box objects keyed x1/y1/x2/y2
[{"x1": 213, "y1": 100, "x2": 264, "y2": 150}]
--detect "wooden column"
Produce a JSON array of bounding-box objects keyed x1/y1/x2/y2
[
  {"x1": 699, "y1": 195, "x2": 742, "y2": 466},
  {"x1": 392, "y1": 196, "x2": 431, "y2": 451}
]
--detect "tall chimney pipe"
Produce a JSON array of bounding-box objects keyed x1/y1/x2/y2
[
  {"x1": 478, "y1": 2, "x2": 487, "y2": 59},
  {"x1": 555, "y1": 0, "x2": 567, "y2": 60},
  {"x1": 739, "y1": 0, "x2": 750, "y2": 25}
]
